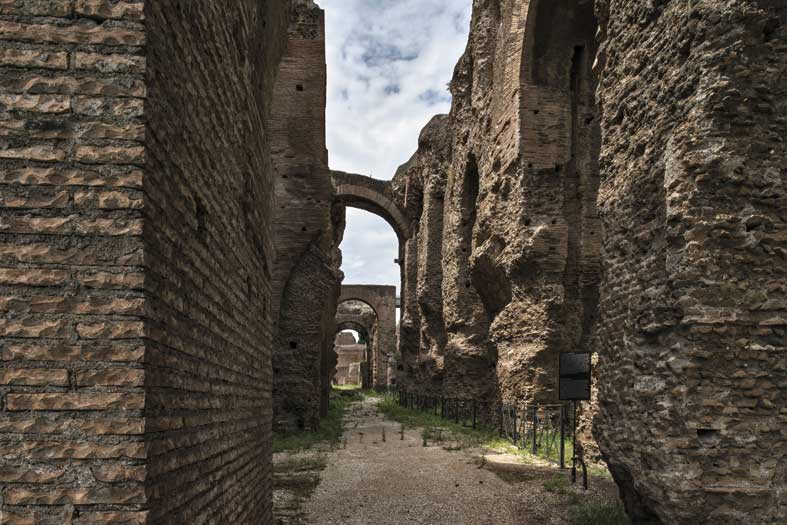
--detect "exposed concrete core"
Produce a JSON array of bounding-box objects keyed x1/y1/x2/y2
[
  {"x1": 592, "y1": 1, "x2": 786, "y2": 522},
  {"x1": 338, "y1": 285, "x2": 398, "y2": 388},
  {"x1": 388, "y1": 0, "x2": 785, "y2": 522}
]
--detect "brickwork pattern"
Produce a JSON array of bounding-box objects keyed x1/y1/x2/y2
[
  {"x1": 0, "y1": 2, "x2": 148, "y2": 523},
  {"x1": 0, "y1": 0, "x2": 289, "y2": 522},
  {"x1": 270, "y1": 0, "x2": 342, "y2": 432}
]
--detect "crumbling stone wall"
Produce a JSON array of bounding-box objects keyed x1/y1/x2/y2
[
  {"x1": 270, "y1": 0, "x2": 342, "y2": 432},
  {"x1": 385, "y1": 116, "x2": 452, "y2": 394},
  {"x1": 0, "y1": 0, "x2": 289, "y2": 522},
  {"x1": 395, "y1": 0, "x2": 785, "y2": 522},
  {"x1": 592, "y1": 1, "x2": 786, "y2": 523}
]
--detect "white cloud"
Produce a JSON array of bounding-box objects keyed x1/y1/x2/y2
[{"x1": 322, "y1": 0, "x2": 471, "y2": 294}]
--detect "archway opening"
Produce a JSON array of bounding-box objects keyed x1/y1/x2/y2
[{"x1": 339, "y1": 208, "x2": 401, "y2": 318}]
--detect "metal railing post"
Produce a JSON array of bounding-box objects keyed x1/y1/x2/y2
[
  {"x1": 512, "y1": 407, "x2": 518, "y2": 446},
  {"x1": 559, "y1": 404, "x2": 565, "y2": 469},
  {"x1": 531, "y1": 406, "x2": 538, "y2": 455},
  {"x1": 472, "y1": 401, "x2": 477, "y2": 429}
]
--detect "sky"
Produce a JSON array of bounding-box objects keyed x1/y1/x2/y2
[{"x1": 321, "y1": 0, "x2": 472, "y2": 294}]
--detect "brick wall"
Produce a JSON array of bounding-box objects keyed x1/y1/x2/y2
[
  {"x1": 1, "y1": 0, "x2": 290, "y2": 522},
  {"x1": 142, "y1": 0, "x2": 288, "y2": 522},
  {"x1": 0, "y1": 1, "x2": 147, "y2": 523},
  {"x1": 270, "y1": 0, "x2": 342, "y2": 432}
]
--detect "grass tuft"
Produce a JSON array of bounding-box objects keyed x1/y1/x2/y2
[
  {"x1": 272, "y1": 388, "x2": 363, "y2": 453},
  {"x1": 570, "y1": 501, "x2": 631, "y2": 525},
  {"x1": 543, "y1": 474, "x2": 571, "y2": 494}
]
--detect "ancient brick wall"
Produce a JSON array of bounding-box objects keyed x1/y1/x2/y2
[
  {"x1": 0, "y1": 2, "x2": 148, "y2": 522},
  {"x1": 0, "y1": 0, "x2": 290, "y2": 522},
  {"x1": 142, "y1": 0, "x2": 289, "y2": 521},
  {"x1": 270, "y1": 0, "x2": 342, "y2": 432},
  {"x1": 592, "y1": 1, "x2": 786, "y2": 522}
]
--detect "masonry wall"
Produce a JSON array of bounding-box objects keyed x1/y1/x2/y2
[
  {"x1": 142, "y1": 0, "x2": 288, "y2": 522},
  {"x1": 270, "y1": 0, "x2": 341, "y2": 431},
  {"x1": 0, "y1": 0, "x2": 290, "y2": 522},
  {"x1": 592, "y1": 1, "x2": 786, "y2": 522},
  {"x1": 0, "y1": 2, "x2": 149, "y2": 523}
]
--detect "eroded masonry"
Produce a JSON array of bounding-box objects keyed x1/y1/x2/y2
[{"x1": 0, "y1": 0, "x2": 784, "y2": 523}]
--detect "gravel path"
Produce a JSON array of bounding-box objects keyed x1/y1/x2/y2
[{"x1": 301, "y1": 396, "x2": 620, "y2": 525}]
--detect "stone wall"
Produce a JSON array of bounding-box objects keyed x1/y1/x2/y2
[
  {"x1": 592, "y1": 1, "x2": 786, "y2": 522},
  {"x1": 270, "y1": 0, "x2": 342, "y2": 432},
  {"x1": 394, "y1": 0, "x2": 785, "y2": 521},
  {"x1": 0, "y1": 0, "x2": 290, "y2": 522}
]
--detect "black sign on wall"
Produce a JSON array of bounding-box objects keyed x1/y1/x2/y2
[{"x1": 559, "y1": 352, "x2": 592, "y2": 401}]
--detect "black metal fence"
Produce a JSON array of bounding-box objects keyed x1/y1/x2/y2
[
  {"x1": 387, "y1": 386, "x2": 576, "y2": 470},
  {"x1": 393, "y1": 388, "x2": 478, "y2": 429}
]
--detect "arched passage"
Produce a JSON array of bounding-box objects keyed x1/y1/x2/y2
[
  {"x1": 333, "y1": 173, "x2": 410, "y2": 385},
  {"x1": 332, "y1": 170, "x2": 411, "y2": 242},
  {"x1": 335, "y1": 299, "x2": 378, "y2": 387},
  {"x1": 337, "y1": 285, "x2": 397, "y2": 387}
]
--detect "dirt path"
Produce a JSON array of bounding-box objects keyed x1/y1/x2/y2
[{"x1": 297, "y1": 396, "x2": 620, "y2": 525}]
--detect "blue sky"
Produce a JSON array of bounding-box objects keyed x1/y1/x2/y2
[{"x1": 321, "y1": 0, "x2": 472, "y2": 293}]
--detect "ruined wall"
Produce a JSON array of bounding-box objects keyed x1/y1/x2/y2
[
  {"x1": 592, "y1": 1, "x2": 786, "y2": 523},
  {"x1": 396, "y1": 0, "x2": 785, "y2": 521},
  {"x1": 478, "y1": 0, "x2": 601, "y2": 407},
  {"x1": 387, "y1": 116, "x2": 453, "y2": 393},
  {"x1": 0, "y1": 0, "x2": 289, "y2": 522},
  {"x1": 270, "y1": 0, "x2": 342, "y2": 431}
]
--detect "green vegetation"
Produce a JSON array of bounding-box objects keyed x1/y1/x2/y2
[
  {"x1": 376, "y1": 394, "x2": 499, "y2": 449},
  {"x1": 272, "y1": 388, "x2": 363, "y2": 453},
  {"x1": 569, "y1": 501, "x2": 631, "y2": 525},
  {"x1": 543, "y1": 474, "x2": 572, "y2": 494},
  {"x1": 377, "y1": 393, "x2": 612, "y2": 478}
]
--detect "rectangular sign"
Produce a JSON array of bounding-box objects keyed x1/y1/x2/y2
[{"x1": 559, "y1": 352, "x2": 591, "y2": 400}]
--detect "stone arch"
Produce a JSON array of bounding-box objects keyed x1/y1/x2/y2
[
  {"x1": 338, "y1": 285, "x2": 397, "y2": 387},
  {"x1": 334, "y1": 313, "x2": 374, "y2": 388},
  {"x1": 332, "y1": 170, "x2": 411, "y2": 242},
  {"x1": 336, "y1": 320, "x2": 370, "y2": 341}
]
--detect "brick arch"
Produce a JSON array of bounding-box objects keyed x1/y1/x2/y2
[
  {"x1": 338, "y1": 285, "x2": 397, "y2": 387},
  {"x1": 336, "y1": 320, "x2": 371, "y2": 338},
  {"x1": 331, "y1": 170, "x2": 411, "y2": 241}
]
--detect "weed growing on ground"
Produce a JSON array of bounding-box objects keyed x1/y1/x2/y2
[
  {"x1": 569, "y1": 501, "x2": 631, "y2": 525},
  {"x1": 376, "y1": 395, "x2": 498, "y2": 448},
  {"x1": 543, "y1": 474, "x2": 571, "y2": 494},
  {"x1": 376, "y1": 393, "x2": 612, "y2": 478},
  {"x1": 272, "y1": 388, "x2": 363, "y2": 453}
]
